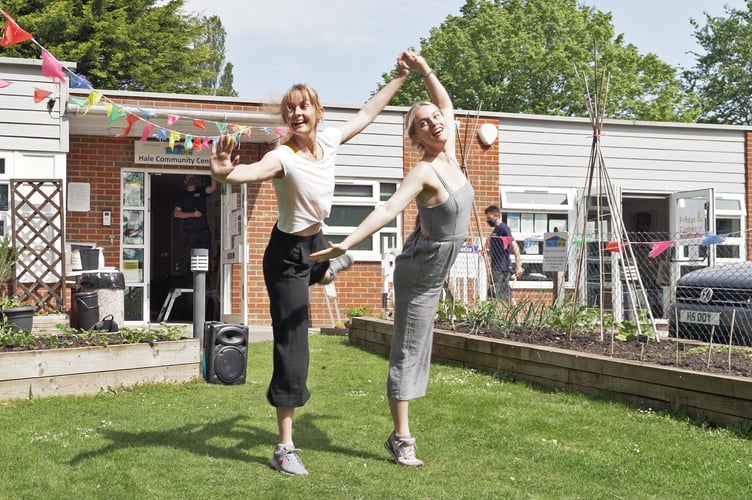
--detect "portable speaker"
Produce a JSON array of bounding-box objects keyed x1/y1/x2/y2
[{"x1": 203, "y1": 321, "x2": 249, "y2": 385}]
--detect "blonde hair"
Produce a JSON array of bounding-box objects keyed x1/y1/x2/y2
[
  {"x1": 405, "y1": 101, "x2": 439, "y2": 152},
  {"x1": 280, "y1": 83, "x2": 322, "y2": 126}
]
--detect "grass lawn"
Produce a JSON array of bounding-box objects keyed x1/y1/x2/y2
[{"x1": 1, "y1": 335, "x2": 750, "y2": 499}]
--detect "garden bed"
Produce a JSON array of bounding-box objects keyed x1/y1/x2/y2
[
  {"x1": 0, "y1": 338, "x2": 201, "y2": 401},
  {"x1": 347, "y1": 317, "x2": 752, "y2": 428}
]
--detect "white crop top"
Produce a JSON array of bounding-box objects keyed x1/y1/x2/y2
[{"x1": 267, "y1": 127, "x2": 343, "y2": 234}]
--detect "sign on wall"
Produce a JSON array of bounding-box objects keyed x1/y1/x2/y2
[{"x1": 133, "y1": 141, "x2": 212, "y2": 166}]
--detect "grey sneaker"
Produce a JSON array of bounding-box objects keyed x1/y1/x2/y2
[
  {"x1": 318, "y1": 253, "x2": 353, "y2": 285},
  {"x1": 270, "y1": 445, "x2": 309, "y2": 476},
  {"x1": 384, "y1": 433, "x2": 424, "y2": 467}
]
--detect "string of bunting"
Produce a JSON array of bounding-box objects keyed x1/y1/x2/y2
[
  {"x1": 0, "y1": 8, "x2": 289, "y2": 150},
  {"x1": 487, "y1": 232, "x2": 735, "y2": 259}
]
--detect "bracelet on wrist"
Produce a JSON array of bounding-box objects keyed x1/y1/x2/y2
[{"x1": 420, "y1": 69, "x2": 434, "y2": 79}]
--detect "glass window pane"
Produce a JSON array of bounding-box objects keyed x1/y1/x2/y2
[
  {"x1": 0, "y1": 184, "x2": 8, "y2": 211},
  {"x1": 0, "y1": 158, "x2": 5, "y2": 174},
  {"x1": 124, "y1": 286, "x2": 143, "y2": 321},
  {"x1": 380, "y1": 183, "x2": 396, "y2": 201},
  {"x1": 716, "y1": 217, "x2": 741, "y2": 234},
  {"x1": 716, "y1": 198, "x2": 742, "y2": 211},
  {"x1": 334, "y1": 184, "x2": 373, "y2": 198},
  {"x1": 326, "y1": 205, "x2": 396, "y2": 227},
  {"x1": 326, "y1": 233, "x2": 374, "y2": 251},
  {"x1": 123, "y1": 172, "x2": 144, "y2": 207},
  {"x1": 507, "y1": 191, "x2": 568, "y2": 205},
  {"x1": 122, "y1": 248, "x2": 144, "y2": 282},
  {"x1": 123, "y1": 210, "x2": 144, "y2": 245}
]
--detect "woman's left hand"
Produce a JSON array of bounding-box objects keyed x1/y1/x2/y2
[{"x1": 310, "y1": 243, "x2": 347, "y2": 262}]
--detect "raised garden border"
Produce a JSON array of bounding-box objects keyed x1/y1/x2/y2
[
  {"x1": 0, "y1": 338, "x2": 200, "y2": 401},
  {"x1": 347, "y1": 317, "x2": 752, "y2": 428}
]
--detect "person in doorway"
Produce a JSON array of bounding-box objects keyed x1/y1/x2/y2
[
  {"x1": 311, "y1": 48, "x2": 473, "y2": 468},
  {"x1": 209, "y1": 50, "x2": 412, "y2": 476},
  {"x1": 484, "y1": 205, "x2": 523, "y2": 302},
  {"x1": 173, "y1": 174, "x2": 218, "y2": 274}
]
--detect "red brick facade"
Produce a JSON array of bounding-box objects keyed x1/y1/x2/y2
[{"x1": 66, "y1": 96, "x2": 503, "y2": 326}]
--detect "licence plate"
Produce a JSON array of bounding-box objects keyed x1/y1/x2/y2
[{"x1": 679, "y1": 310, "x2": 720, "y2": 325}]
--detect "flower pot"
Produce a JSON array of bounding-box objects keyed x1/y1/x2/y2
[{"x1": 1, "y1": 306, "x2": 35, "y2": 333}]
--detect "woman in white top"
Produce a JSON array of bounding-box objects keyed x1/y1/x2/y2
[{"x1": 210, "y1": 51, "x2": 410, "y2": 476}]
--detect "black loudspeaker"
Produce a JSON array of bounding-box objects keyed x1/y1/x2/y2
[{"x1": 203, "y1": 321, "x2": 249, "y2": 385}]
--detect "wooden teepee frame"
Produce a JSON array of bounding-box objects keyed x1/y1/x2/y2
[{"x1": 571, "y1": 60, "x2": 658, "y2": 344}]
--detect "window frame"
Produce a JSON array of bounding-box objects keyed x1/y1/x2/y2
[{"x1": 324, "y1": 179, "x2": 401, "y2": 261}]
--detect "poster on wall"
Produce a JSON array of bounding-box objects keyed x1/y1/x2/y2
[
  {"x1": 68, "y1": 182, "x2": 91, "y2": 212},
  {"x1": 542, "y1": 232, "x2": 569, "y2": 272}
]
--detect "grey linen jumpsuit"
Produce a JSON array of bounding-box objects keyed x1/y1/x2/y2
[{"x1": 388, "y1": 164, "x2": 474, "y2": 400}]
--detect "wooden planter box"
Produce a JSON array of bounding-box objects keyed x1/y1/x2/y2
[
  {"x1": 0, "y1": 338, "x2": 201, "y2": 401},
  {"x1": 348, "y1": 317, "x2": 752, "y2": 428}
]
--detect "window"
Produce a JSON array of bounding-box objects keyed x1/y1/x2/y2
[
  {"x1": 324, "y1": 180, "x2": 399, "y2": 260},
  {"x1": 0, "y1": 156, "x2": 9, "y2": 238},
  {"x1": 715, "y1": 194, "x2": 746, "y2": 261},
  {"x1": 499, "y1": 187, "x2": 575, "y2": 286}
]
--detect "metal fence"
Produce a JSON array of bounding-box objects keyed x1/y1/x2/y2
[{"x1": 432, "y1": 230, "x2": 752, "y2": 347}]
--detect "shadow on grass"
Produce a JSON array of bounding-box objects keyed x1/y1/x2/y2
[{"x1": 69, "y1": 413, "x2": 384, "y2": 467}]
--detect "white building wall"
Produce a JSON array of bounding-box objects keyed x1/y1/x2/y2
[
  {"x1": 323, "y1": 107, "x2": 405, "y2": 180},
  {"x1": 497, "y1": 114, "x2": 747, "y2": 195},
  {"x1": 0, "y1": 57, "x2": 71, "y2": 154}
]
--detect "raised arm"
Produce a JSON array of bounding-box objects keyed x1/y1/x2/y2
[
  {"x1": 337, "y1": 52, "x2": 411, "y2": 144},
  {"x1": 405, "y1": 49, "x2": 456, "y2": 159},
  {"x1": 210, "y1": 134, "x2": 284, "y2": 185},
  {"x1": 310, "y1": 165, "x2": 432, "y2": 262}
]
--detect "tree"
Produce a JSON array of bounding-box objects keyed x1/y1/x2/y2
[
  {"x1": 686, "y1": 5, "x2": 752, "y2": 125},
  {"x1": 0, "y1": 0, "x2": 235, "y2": 95},
  {"x1": 386, "y1": 0, "x2": 698, "y2": 122}
]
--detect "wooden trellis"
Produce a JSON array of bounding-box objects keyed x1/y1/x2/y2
[{"x1": 10, "y1": 179, "x2": 66, "y2": 313}]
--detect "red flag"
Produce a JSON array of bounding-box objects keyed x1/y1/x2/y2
[
  {"x1": 1, "y1": 10, "x2": 33, "y2": 47},
  {"x1": 33, "y1": 88, "x2": 52, "y2": 103},
  {"x1": 192, "y1": 119, "x2": 206, "y2": 130}
]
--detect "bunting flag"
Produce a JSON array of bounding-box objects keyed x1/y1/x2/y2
[
  {"x1": 139, "y1": 108, "x2": 158, "y2": 118},
  {"x1": 156, "y1": 128, "x2": 168, "y2": 141},
  {"x1": 168, "y1": 130, "x2": 181, "y2": 148},
  {"x1": 70, "y1": 72, "x2": 93, "y2": 89},
  {"x1": 192, "y1": 119, "x2": 206, "y2": 130},
  {"x1": 701, "y1": 233, "x2": 727, "y2": 246},
  {"x1": 69, "y1": 95, "x2": 88, "y2": 106},
  {"x1": 33, "y1": 88, "x2": 52, "y2": 103},
  {"x1": 41, "y1": 49, "x2": 66, "y2": 82},
  {"x1": 0, "y1": 79, "x2": 11, "y2": 88},
  {"x1": 605, "y1": 241, "x2": 625, "y2": 253},
  {"x1": 275, "y1": 126, "x2": 288, "y2": 137},
  {"x1": 115, "y1": 114, "x2": 140, "y2": 137},
  {"x1": 183, "y1": 134, "x2": 194, "y2": 150},
  {"x1": 648, "y1": 241, "x2": 674, "y2": 259},
  {"x1": 84, "y1": 90, "x2": 103, "y2": 115},
  {"x1": 140, "y1": 123, "x2": 155, "y2": 141},
  {"x1": 215, "y1": 122, "x2": 228, "y2": 135},
  {"x1": 166, "y1": 114, "x2": 180, "y2": 126},
  {"x1": 1, "y1": 9, "x2": 33, "y2": 47}
]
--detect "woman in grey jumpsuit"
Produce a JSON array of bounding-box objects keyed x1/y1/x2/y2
[{"x1": 311, "y1": 48, "x2": 473, "y2": 467}]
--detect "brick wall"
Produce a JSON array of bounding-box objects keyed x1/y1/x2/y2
[{"x1": 66, "y1": 102, "x2": 502, "y2": 327}]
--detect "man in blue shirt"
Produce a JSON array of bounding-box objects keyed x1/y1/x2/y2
[{"x1": 484, "y1": 205, "x2": 523, "y2": 302}]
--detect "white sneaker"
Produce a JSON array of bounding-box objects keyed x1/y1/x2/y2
[{"x1": 318, "y1": 253, "x2": 353, "y2": 285}]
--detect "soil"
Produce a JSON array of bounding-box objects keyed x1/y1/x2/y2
[{"x1": 437, "y1": 324, "x2": 752, "y2": 378}]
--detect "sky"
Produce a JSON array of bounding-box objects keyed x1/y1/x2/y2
[{"x1": 181, "y1": 0, "x2": 749, "y2": 105}]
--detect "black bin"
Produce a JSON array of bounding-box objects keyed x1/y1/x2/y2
[{"x1": 72, "y1": 291, "x2": 99, "y2": 330}]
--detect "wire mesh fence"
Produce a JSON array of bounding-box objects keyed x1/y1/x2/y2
[{"x1": 437, "y1": 231, "x2": 752, "y2": 347}]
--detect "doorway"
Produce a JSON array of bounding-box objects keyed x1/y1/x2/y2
[{"x1": 148, "y1": 172, "x2": 220, "y2": 323}]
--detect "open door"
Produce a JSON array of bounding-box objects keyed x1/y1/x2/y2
[
  {"x1": 219, "y1": 183, "x2": 246, "y2": 323},
  {"x1": 669, "y1": 188, "x2": 716, "y2": 277}
]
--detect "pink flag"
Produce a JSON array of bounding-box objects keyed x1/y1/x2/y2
[
  {"x1": 166, "y1": 114, "x2": 180, "y2": 126},
  {"x1": 33, "y1": 88, "x2": 52, "y2": 103},
  {"x1": 275, "y1": 126, "x2": 288, "y2": 137},
  {"x1": 648, "y1": 241, "x2": 674, "y2": 259},
  {"x1": 1, "y1": 9, "x2": 33, "y2": 47},
  {"x1": 0, "y1": 79, "x2": 11, "y2": 88},
  {"x1": 140, "y1": 123, "x2": 155, "y2": 142},
  {"x1": 41, "y1": 49, "x2": 66, "y2": 82}
]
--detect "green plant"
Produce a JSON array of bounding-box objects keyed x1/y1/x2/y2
[
  {"x1": 0, "y1": 236, "x2": 20, "y2": 286},
  {"x1": 0, "y1": 295, "x2": 25, "y2": 309},
  {"x1": 346, "y1": 305, "x2": 370, "y2": 318}
]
